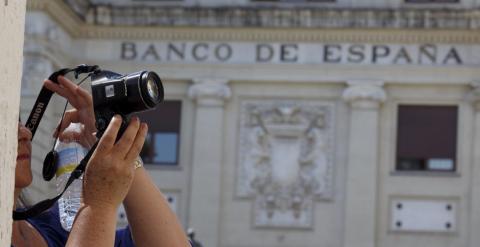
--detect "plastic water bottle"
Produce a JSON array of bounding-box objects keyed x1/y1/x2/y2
[{"x1": 55, "y1": 123, "x2": 88, "y2": 231}]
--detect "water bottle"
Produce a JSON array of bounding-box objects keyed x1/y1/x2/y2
[{"x1": 55, "y1": 123, "x2": 88, "y2": 231}]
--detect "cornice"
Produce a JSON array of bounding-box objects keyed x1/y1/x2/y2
[
  {"x1": 26, "y1": 0, "x2": 480, "y2": 44},
  {"x1": 82, "y1": 27, "x2": 480, "y2": 44}
]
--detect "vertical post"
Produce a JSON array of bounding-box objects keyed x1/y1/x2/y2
[
  {"x1": 342, "y1": 80, "x2": 386, "y2": 247},
  {"x1": 0, "y1": 0, "x2": 26, "y2": 246},
  {"x1": 188, "y1": 78, "x2": 231, "y2": 247},
  {"x1": 468, "y1": 82, "x2": 480, "y2": 247}
]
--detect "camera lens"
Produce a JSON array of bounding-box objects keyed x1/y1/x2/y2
[
  {"x1": 146, "y1": 77, "x2": 159, "y2": 101},
  {"x1": 140, "y1": 72, "x2": 163, "y2": 108}
]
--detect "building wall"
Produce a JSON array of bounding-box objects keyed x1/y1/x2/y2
[{"x1": 23, "y1": 1, "x2": 480, "y2": 247}]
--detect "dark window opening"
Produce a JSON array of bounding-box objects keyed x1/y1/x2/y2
[
  {"x1": 135, "y1": 100, "x2": 182, "y2": 166},
  {"x1": 396, "y1": 105, "x2": 458, "y2": 172}
]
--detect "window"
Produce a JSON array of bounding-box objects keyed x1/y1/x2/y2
[
  {"x1": 135, "y1": 100, "x2": 182, "y2": 165},
  {"x1": 396, "y1": 105, "x2": 458, "y2": 172},
  {"x1": 405, "y1": 0, "x2": 459, "y2": 3}
]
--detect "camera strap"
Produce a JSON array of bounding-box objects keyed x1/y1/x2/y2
[
  {"x1": 25, "y1": 65, "x2": 99, "y2": 137},
  {"x1": 13, "y1": 65, "x2": 99, "y2": 221}
]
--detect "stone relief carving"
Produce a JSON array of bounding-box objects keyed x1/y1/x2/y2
[{"x1": 237, "y1": 100, "x2": 334, "y2": 228}]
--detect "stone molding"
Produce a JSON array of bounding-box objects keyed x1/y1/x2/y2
[
  {"x1": 85, "y1": 6, "x2": 480, "y2": 30},
  {"x1": 188, "y1": 78, "x2": 231, "y2": 106},
  {"x1": 26, "y1": 0, "x2": 480, "y2": 43},
  {"x1": 342, "y1": 80, "x2": 386, "y2": 109}
]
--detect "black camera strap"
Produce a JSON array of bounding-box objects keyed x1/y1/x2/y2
[
  {"x1": 25, "y1": 65, "x2": 99, "y2": 137},
  {"x1": 13, "y1": 65, "x2": 99, "y2": 221}
]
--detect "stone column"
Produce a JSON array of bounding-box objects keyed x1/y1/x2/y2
[
  {"x1": 0, "y1": 1, "x2": 26, "y2": 246},
  {"x1": 342, "y1": 80, "x2": 386, "y2": 247},
  {"x1": 187, "y1": 78, "x2": 231, "y2": 247},
  {"x1": 468, "y1": 82, "x2": 480, "y2": 247}
]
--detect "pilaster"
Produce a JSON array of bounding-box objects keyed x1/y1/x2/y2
[
  {"x1": 342, "y1": 80, "x2": 386, "y2": 247},
  {"x1": 187, "y1": 78, "x2": 230, "y2": 247}
]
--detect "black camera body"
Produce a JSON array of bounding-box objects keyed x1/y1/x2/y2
[{"x1": 91, "y1": 70, "x2": 164, "y2": 138}]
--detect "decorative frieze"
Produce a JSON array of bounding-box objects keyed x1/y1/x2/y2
[
  {"x1": 85, "y1": 6, "x2": 480, "y2": 30},
  {"x1": 237, "y1": 100, "x2": 335, "y2": 228},
  {"x1": 26, "y1": 1, "x2": 480, "y2": 43}
]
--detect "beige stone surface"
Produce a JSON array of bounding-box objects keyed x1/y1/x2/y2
[{"x1": 0, "y1": 0, "x2": 26, "y2": 246}]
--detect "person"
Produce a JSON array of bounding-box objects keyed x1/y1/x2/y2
[{"x1": 12, "y1": 76, "x2": 190, "y2": 247}]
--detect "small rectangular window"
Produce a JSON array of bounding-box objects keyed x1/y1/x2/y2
[
  {"x1": 135, "y1": 100, "x2": 182, "y2": 166},
  {"x1": 396, "y1": 105, "x2": 458, "y2": 172}
]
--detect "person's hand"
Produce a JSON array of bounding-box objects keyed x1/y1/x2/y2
[
  {"x1": 43, "y1": 76, "x2": 97, "y2": 147},
  {"x1": 82, "y1": 115, "x2": 148, "y2": 210}
]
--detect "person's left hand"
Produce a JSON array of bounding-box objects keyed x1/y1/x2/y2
[{"x1": 44, "y1": 76, "x2": 97, "y2": 148}]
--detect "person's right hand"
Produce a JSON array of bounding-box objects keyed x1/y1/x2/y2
[
  {"x1": 82, "y1": 115, "x2": 148, "y2": 211},
  {"x1": 44, "y1": 76, "x2": 97, "y2": 149}
]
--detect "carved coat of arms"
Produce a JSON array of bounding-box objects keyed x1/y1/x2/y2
[{"x1": 237, "y1": 100, "x2": 335, "y2": 228}]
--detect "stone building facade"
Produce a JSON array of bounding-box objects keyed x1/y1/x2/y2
[{"x1": 21, "y1": 0, "x2": 480, "y2": 247}]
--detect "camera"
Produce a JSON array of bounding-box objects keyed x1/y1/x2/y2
[{"x1": 91, "y1": 70, "x2": 164, "y2": 138}]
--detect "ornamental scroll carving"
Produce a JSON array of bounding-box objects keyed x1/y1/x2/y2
[{"x1": 237, "y1": 100, "x2": 335, "y2": 228}]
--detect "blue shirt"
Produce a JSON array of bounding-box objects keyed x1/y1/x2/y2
[{"x1": 24, "y1": 204, "x2": 135, "y2": 247}]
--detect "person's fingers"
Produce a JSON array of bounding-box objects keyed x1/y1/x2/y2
[
  {"x1": 95, "y1": 115, "x2": 122, "y2": 155},
  {"x1": 60, "y1": 76, "x2": 92, "y2": 109},
  {"x1": 124, "y1": 123, "x2": 148, "y2": 162},
  {"x1": 74, "y1": 84, "x2": 93, "y2": 107},
  {"x1": 57, "y1": 76, "x2": 79, "y2": 94},
  {"x1": 58, "y1": 131, "x2": 76, "y2": 142},
  {"x1": 112, "y1": 117, "x2": 140, "y2": 158},
  {"x1": 44, "y1": 79, "x2": 69, "y2": 98},
  {"x1": 81, "y1": 130, "x2": 97, "y2": 148},
  {"x1": 53, "y1": 110, "x2": 80, "y2": 138},
  {"x1": 56, "y1": 76, "x2": 81, "y2": 104},
  {"x1": 78, "y1": 135, "x2": 92, "y2": 149}
]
